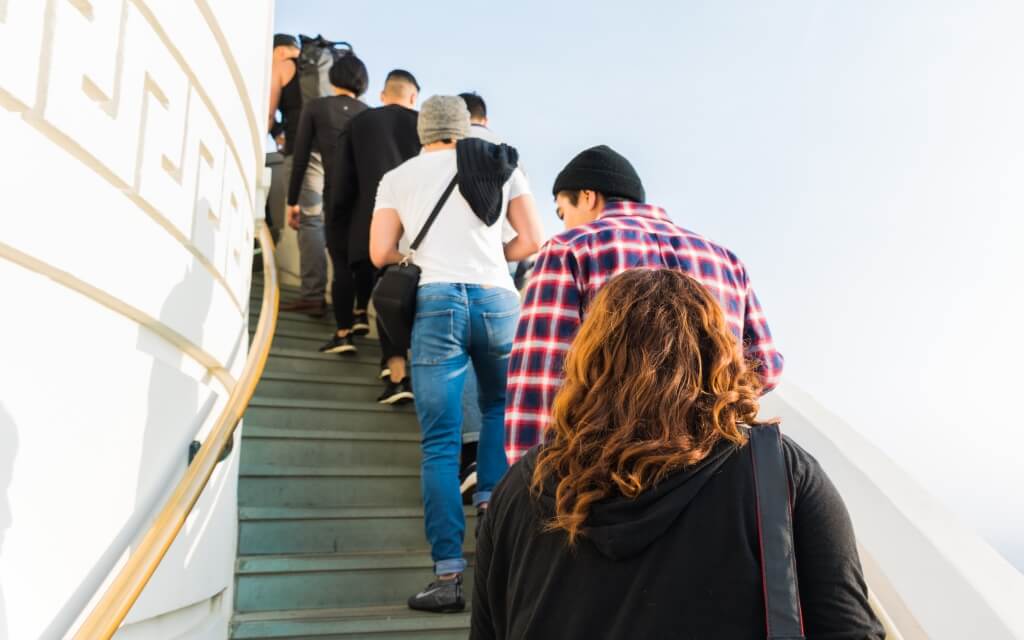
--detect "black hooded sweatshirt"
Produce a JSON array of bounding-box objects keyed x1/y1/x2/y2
[
  {"x1": 471, "y1": 436, "x2": 885, "y2": 640},
  {"x1": 456, "y1": 138, "x2": 519, "y2": 226}
]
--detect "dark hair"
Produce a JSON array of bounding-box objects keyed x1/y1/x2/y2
[
  {"x1": 459, "y1": 92, "x2": 487, "y2": 120},
  {"x1": 531, "y1": 269, "x2": 765, "y2": 544},
  {"x1": 385, "y1": 69, "x2": 420, "y2": 92},
  {"x1": 273, "y1": 33, "x2": 298, "y2": 49},
  {"x1": 555, "y1": 191, "x2": 628, "y2": 207},
  {"x1": 329, "y1": 54, "x2": 369, "y2": 96}
]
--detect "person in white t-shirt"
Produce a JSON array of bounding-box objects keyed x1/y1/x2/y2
[
  {"x1": 455, "y1": 92, "x2": 527, "y2": 500},
  {"x1": 459, "y1": 91, "x2": 502, "y2": 145},
  {"x1": 370, "y1": 95, "x2": 543, "y2": 613}
]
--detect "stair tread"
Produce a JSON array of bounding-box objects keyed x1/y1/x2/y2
[
  {"x1": 240, "y1": 464, "x2": 420, "y2": 478},
  {"x1": 251, "y1": 309, "x2": 333, "y2": 322},
  {"x1": 242, "y1": 426, "x2": 420, "y2": 442},
  {"x1": 257, "y1": 371, "x2": 385, "y2": 386},
  {"x1": 270, "y1": 326, "x2": 380, "y2": 341},
  {"x1": 248, "y1": 396, "x2": 414, "y2": 413},
  {"x1": 250, "y1": 283, "x2": 299, "y2": 291},
  {"x1": 231, "y1": 605, "x2": 470, "y2": 639},
  {"x1": 266, "y1": 347, "x2": 385, "y2": 365},
  {"x1": 237, "y1": 549, "x2": 475, "y2": 574},
  {"x1": 233, "y1": 604, "x2": 469, "y2": 624},
  {"x1": 239, "y1": 506, "x2": 474, "y2": 521}
]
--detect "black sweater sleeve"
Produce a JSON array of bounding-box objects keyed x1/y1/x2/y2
[
  {"x1": 784, "y1": 438, "x2": 886, "y2": 640},
  {"x1": 287, "y1": 101, "x2": 317, "y2": 206}
]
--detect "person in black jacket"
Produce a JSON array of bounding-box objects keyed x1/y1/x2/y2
[
  {"x1": 284, "y1": 55, "x2": 370, "y2": 350},
  {"x1": 331, "y1": 69, "x2": 421, "y2": 403},
  {"x1": 471, "y1": 269, "x2": 885, "y2": 640}
]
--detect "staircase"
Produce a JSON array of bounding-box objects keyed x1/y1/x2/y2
[{"x1": 231, "y1": 276, "x2": 474, "y2": 639}]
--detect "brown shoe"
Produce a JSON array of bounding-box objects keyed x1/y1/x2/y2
[{"x1": 280, "y1": 298, "x2": 326, "y2": 317}]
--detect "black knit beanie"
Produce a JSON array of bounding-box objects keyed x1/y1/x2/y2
[
  {"x1": 552, "y1": 145, "x2": 645, "y2": 203},
  {"x1": 456, "y1": 138, "x2": 520, "y2": 226}
]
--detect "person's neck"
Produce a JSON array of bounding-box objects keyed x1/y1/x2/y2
[
  {"x1": 333, "y1": 87, "x2": 356, "y2": 98},
  {"x1": 380, "y1": 96, "x2": 412, "y2": 108},
  {"x1": 423, "y1": 141, "x2": 456, "y2": 153}
]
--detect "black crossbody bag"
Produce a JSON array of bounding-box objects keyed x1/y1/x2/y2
[{"x1": 371, "y1": 175, "x2": 459, "y2": 350}]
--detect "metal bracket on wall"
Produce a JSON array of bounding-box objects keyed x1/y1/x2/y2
[{"x1": 188, "y1": 434, "x2": 235, "y2": 466}]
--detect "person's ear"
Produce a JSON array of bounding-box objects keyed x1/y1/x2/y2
[
  {"x1": 409, "y1": 91, "x2": 418, "y2": 108},
  {"x1": 584, "y1": 190, "x2": 600, "y2": 213}
]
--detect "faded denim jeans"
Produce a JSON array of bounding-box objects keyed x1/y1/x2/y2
[{"x1": 411, "y1": 283, "x2": 518, "y2": 575}]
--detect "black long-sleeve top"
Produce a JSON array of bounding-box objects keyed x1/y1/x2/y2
[
  {"x1": 286, "y1": 94, "x2": 367, "y2": 206},
  {"x1": 329, "y1": 104, "x2": 420, "y2": 264},
  {"x1": 471, "y1": 436, "x2": 885, "y2": 640}
]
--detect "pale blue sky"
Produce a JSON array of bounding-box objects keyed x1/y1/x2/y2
[{"x1": 275, "y1": 0, "x2": 1024, "y2": 570}]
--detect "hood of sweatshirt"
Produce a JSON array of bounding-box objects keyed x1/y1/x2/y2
[
  {"x1": 520, "y1": 441, "x2": 738, "y2": 560},
  {"x1": 455, "y1": 137, "x2": 519, "y2": 226}
]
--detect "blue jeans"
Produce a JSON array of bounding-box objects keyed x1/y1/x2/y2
[
  {"x1": 461, "y1": 365, "x2": 481, "y2": 445},
  {"x1": 411, "y1": 283, "x2": 519, "y2": 575}
]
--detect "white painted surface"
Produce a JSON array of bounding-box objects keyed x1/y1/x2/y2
[
  {"x1": 0, "y1": 1, "x2": 271, "y2": 638},
  {"x1": 763, "y1": 383, "x2": 1024, "y2": 639}
]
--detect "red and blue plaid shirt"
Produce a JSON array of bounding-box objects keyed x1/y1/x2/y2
[{"x1": 504, "y1": 202, "x2": 784, "y2": 464}]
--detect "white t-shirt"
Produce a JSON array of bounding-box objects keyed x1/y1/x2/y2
[
  {"x1": 470, "y1": 123, "x2": 503, "y2": 145},
  {"x1": 374, "y1": 149, "x2": 530, "y2": 291}
]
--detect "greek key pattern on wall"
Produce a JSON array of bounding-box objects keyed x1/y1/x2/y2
[{"x1": 0, "y1": 0, "x2": 259, "y2": 308}]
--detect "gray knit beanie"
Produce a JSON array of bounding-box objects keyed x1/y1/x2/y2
[{"x1": 417, "y1": 95, "x2": 471, "y2": 145}]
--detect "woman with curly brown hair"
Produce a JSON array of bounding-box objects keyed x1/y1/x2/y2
[{"x1": 470, "y1": 269, "x2": 883, "y2": 640}]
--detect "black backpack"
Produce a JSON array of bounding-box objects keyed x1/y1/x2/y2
[{"x1": 297, "y1": 34, "x2": 353, "y2": 103}]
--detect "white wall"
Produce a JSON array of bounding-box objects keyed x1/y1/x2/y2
[
  {"x1": 763, "y1": 383, "x2": 1024, "y2": 639},
  {"x1": 0, "y1": 0, "x2": 272, "y2": 638}
]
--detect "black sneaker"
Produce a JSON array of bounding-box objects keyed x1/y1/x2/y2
[
  {"x1": 318, "y1": 334, "x2": 357, "y2": 354},
  {"x1": 352, "y1": 312, "x2": 370, "y2": 336},
  {"x1": 377, "y1": 377, "x2": 414, "y2": 405},
  {"x1": 407, "y1": 574, "x2": 465, "y2": 613},
  {"x1": 379, "y1": 367, "x2": 391, "y2": 380}
]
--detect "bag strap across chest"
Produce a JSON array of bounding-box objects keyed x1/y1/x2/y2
[
  {"x1": 405, "y1": 175, "x2": 458, "y2": 262},
  {"x1": 749, "y1": 424, "x2": 806, "y2": 640}
]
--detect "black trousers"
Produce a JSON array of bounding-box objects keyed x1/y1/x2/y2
[
  {"x1": 324, "y1": 214, "x2": 403, "y2": 365},
  {"x1": 325, "y1": 219, "x2": 374, "y2": 331}
]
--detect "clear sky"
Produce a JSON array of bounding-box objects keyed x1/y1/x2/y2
[{"x1": 274, "y1": 0, "x2": 1024, "y2": 570}]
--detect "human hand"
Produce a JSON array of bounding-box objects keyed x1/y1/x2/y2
[
  {"x1": 275, "y1": 132, "x2": 286, "y2": 149},
  {"x1": 287, "y1": 205, "x2": 301, "y2": 230}
]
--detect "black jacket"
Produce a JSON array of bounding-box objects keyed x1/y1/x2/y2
[
  {"x1": 471, "y1": 436, "x2": 884, "y2": 640},
  {"x1": 287, "y1": 94, "x2": 367, "y2": 206},
  {"x1": 330, "y1": 104, "x2": 419, "y2": 264}
]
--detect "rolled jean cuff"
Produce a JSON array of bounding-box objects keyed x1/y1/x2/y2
[
  {"x1": 435, "y1": 557, "x2": 467, "y2": 576},
  {"x1": 473, "y1": 490, "x2": 492, "y2": 508}
]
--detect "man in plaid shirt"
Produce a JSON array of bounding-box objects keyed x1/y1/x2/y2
[{"x1": 505, "y1": 145, "x2": 784, "y2": 464}]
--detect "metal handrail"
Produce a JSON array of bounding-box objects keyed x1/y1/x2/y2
[{"x1": 73, "y1": 223, "x2": 279, "y2": 639}]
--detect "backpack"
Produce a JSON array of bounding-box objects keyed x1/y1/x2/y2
[{"x1": 297, "y1": 34, "x2": 353, "y2": 103}]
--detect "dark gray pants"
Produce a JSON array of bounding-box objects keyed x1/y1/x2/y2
[{"x1": 293, "y1": 153, "x2": 327, "y2": 301}]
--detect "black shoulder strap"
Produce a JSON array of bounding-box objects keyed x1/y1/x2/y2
[
  {"x1": 749, "y1": 424, "x2": 805, "y2": 640},
  {"x1": 409, "y1": 175, "x2": 458, "y2": 252}
]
